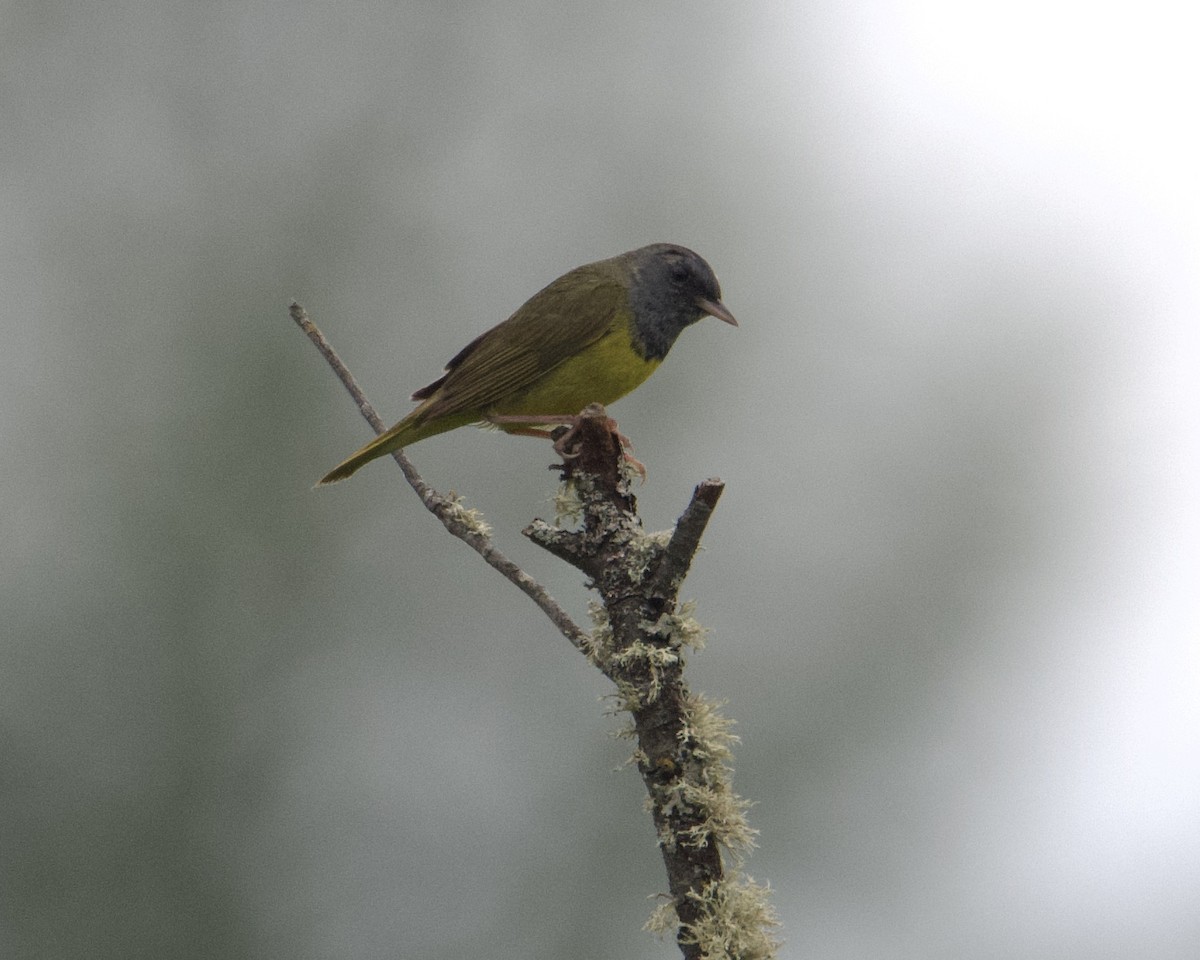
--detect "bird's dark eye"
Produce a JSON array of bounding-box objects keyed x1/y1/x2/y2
[{"x1": 668, "y1": 258, "x2": 691, "y2": 282}]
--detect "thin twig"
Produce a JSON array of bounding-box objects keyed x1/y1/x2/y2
[{"x1": 291, "y1": 301, "x2": 588, "y2": 650}]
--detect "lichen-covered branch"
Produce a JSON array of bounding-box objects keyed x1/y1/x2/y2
[{"x1": 525, "y1": 411, "x2": 780, "y2": 960}]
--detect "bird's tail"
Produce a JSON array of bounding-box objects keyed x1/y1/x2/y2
[
  {"x1": 317, "y1": 405, "x2": 479, "y2": 485},
  {"x1": 316, "y1": 419, "x2": 418, "y2": 485}
]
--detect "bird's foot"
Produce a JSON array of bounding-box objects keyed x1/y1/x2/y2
[{"x1": 486, "y1": 406, "x2": 646, "y2": 480}]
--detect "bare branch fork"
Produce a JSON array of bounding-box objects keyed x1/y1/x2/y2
[{"x1": 292, "y1": 302, "x2": 779, "y2": 960}]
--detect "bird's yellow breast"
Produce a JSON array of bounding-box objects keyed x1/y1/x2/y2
[{"x1": 488, "y1": 321, "x2": 660, "y2": 418}]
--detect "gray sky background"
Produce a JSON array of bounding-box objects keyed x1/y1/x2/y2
[{"x1": 2, "y1": 2, "x2": 1197, "y2": 958}]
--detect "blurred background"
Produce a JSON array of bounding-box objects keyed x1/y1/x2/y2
[{"x1": 2, "y1": 2, "x2": 1196, "y2": 958}]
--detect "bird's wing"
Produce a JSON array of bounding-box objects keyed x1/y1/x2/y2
[{"x1": 413, "y1": 270, "x2": 625, "y2": 421}]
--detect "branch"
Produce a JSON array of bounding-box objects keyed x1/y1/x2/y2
[
  {"x1": 291, "y1": 301, "x2": 587, "y2": 650},
  {"x1": 524, "y1": 410, "x2": 780, "y2": 960}
]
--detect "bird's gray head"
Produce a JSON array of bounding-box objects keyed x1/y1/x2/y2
[{"x1": 626, "y1": 243, "x2": 737, "y2": 361}]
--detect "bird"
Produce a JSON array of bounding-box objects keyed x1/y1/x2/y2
[{"x1": 318, "y1": 242, "x2": 736, "y2": 485}]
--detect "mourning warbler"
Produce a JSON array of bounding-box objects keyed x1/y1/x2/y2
[{"x1": 318, "y1": 243, "x2": 736, "y2": 485}]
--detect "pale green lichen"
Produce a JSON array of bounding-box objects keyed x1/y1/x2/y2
[
  {"x1": 609, "y1": 640, "x2": 681, "y2": 704},
  {"x1": 649, "y1": 776, "x2": 756, "y2": 857},
  {"x1": 644, "y1": 599, "x2": 709, "y2": 651},
  {"x1": 644, "y1": 897, "x2": 679, "y2": 938},
  {"x1": 677, "y1": 782, "x2": 757, "y2": 855},
  {"x1": 581, "y1": 600, "x2": 614, "y2": 667},
  {"x1": 681, "y1": 693, "x2": 741, "y2": 764},
  {"x1": 645, "y1": 873, "x2": 782, "y2": 960},
  {"x1": 624, "y1": 529, "x2": 671, "y2": 582},
  {"x1": 587, "y1": 599, "x2": 697, "y2": 706},
  {"x1": 552, "y1": 477, "x2": 584, "y2": 527},
  {"x1": 642, "y1": 693, "x2": 757, "y2": 859},
  {"x1": 609, "y1": 679, "x2": 642, "y2": 714},
  {"x1": 440, "y1": 491, "x2": 493, "y2": 538}
]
